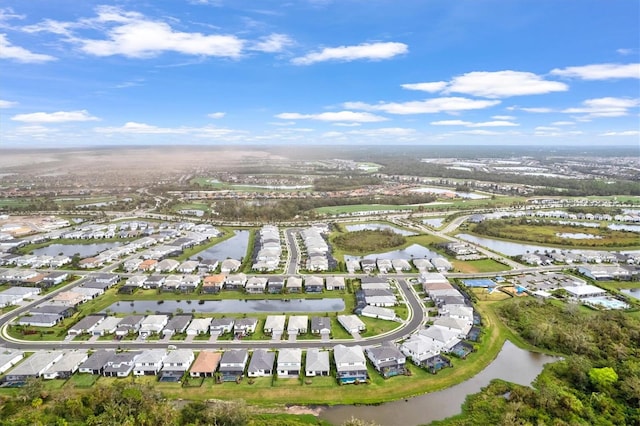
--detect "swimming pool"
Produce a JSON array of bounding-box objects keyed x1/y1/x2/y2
[
  {"x1": 463, "y1": 278, "x2": 496, "y2": 288},
  {"x1": 583, "y1": 296, "x2": 629, "y2": 310}
]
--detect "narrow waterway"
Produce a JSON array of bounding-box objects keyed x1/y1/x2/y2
[{"x1": 319, "y1": 340, "x2": 559, "y2": 426}]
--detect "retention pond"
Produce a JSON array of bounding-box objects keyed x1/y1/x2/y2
[{"x1": 319, "y1": 340, "x2": 558, "y2": 426}]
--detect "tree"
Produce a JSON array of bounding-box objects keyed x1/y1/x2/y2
[{"x1": 589, "y1": 367, "x2": 619, "y2": 391}]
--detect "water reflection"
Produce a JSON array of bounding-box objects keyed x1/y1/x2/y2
[
  {"x1": 344, "y1": 244, "x2": 438, "y2": 261},
  {"x1": 319, "y1": 341, "x2": 558, "y2": 426},
  {"x1": 190, "y1": 230, "x2": 250, "y2": 261}
]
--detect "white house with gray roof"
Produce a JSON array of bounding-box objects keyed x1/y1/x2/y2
[
  {"x1": 305, "y1": 348, "x2": 329, "y2": 377},
  {"x1": 277, "y1": 348, "x2": 302, "y2": 378},
  {"x1": 43, "y1": 350, "x2": 88, "y2": 380},
  {"x1": 4, "y1": 351, "x2": 64, "y2": 382},
  {"x1": 337, "y1": 314, "x2": 366, "y2": 334},
  {"x1": 334, "y1": 345, "x2": 367, "y2": 384},
  {"x1": 0, "y1": 347, "x2": 23, "y2": 374},
  {"x1": 247, "y1": 349, "x2": 274, "y2": 377}
]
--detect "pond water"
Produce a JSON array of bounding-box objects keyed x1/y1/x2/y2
[
  {"x1": 190, "y1": 230, "x2": 250, "y2": 261},
  {"x1": 32, "y1": 242, "x2": 121, "y2": 258},
  {"x1": 103, "y1": 298, "x2": 345, "y2": 314},
  {"x1": 411, "y1": 187, "x2": 488, "y2": 199},
  {"x1": 621, "y1": 288, "x2": 640, "y2": 301},
  {"x1": 609, "y1": 223, "x2": 640, "y2": 233},
  {"x1": 455, "y1": 234, "x2": 556, "y2": 256},
  {"x1": 345, "y1": 223, "x2": 417, "y2": 236},
  {"x1": 319, "y1": 340, "x2": 559, "y2": 426},
  {"x1": 556, "y1": 232, "x2": 602, "y2": 240},
  {"x1": 422, "y1": 218, "x2": 444, "y2": 228},
  {"x1": 344, "y1": 244, "x2": 438, "y2": 261}
]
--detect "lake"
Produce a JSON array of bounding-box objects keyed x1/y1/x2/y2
[
  {"x1": 345, "y1": 223, "x2": 417, "y2": 236},
  {"x1": 422, "y1": 218, "x2": 444, "y2": 228},
  {"x1": 344, "y1": 244, "x2": 438, "y2": 261},
  {"x1": 319, "y1": 340, "x2": 559, "y2": 426},
  {"x1": 190, "y1": 230, "x2": 250, "y2": 261},
  {"x1": 456, "y1": 234, "x2": 556, "y2": 256},
  {"x1": 32, "y1": 242, "x2": 121, "y2": 258},
  {"x1": 621, "y1": 288, "x2": 640, "y2": 301},
  {"x1": 102, "y1": 298, "x2": 345, "y2": 314},
  {"x1": 411, "y1": 187, "x2": 489, "y2": 199}
]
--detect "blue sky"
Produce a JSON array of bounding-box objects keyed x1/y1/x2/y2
[{"x1": 0, "y1": 0, "x2": 638, "y2": 148}]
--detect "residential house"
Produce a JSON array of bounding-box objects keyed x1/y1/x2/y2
[
  {"x1": 78, "y1": 350, "x2": 115, "y2": 375},
  {"x1": 162, "y1": 275, "x2": 183, "y2": 292},
  {"x1": 160, "y1": 349, "x2": 194, "y2": 382},
  {"x1": 304, "y1": 276, "x2": 324, "y2": 293},
  {"x1": 360, "y1": 259, "x2": 377, "y2": 273},
  {"x1": 92, "y1": 316, "x2": 122, "y2": 336},
  {"x1": 202, "y1": 275, "x2": 225, "y2": 294},
  {"x1": 346, "y1": 259, "x2": 361, "y2": 273},
  {"x1": 115, "y1": 315, "x2": 145, "y2": 338},
  {"x1": 73, "y1": 286, "x2": 103, "y2": 300},
  {"x1": 52, "y1": 290, "x2": 85, "y2": 307},
  {"x1": 0, "y1": 348, "x2": 23, "y2": 374},
  {"x1": 180, "y1": 274, "x2": 201, "y2": 292},
  {"x1": 133, "y1": 349, "x2": 167, "y2": 376},
  {"x1": 177, "y1": 260, "x2": 199, "y2": 274},
  {"x1": 400, "y1": 335, "x2": 445, "y2": 371},
  {"x1": 189, "y1": 351, "x2": 221, "y2": 378},
  {"x1": 310, "y1": 316, "x2": 331, "y2": 337},
  {"x1": 287, "y1": 315, "x2": 308, "y2": 335},
  {"x1": 197, "y1": 259, "x2": 219, "y2": 273},
  {"x1": 139, "y1": 315, "x2": 169, "y2": 338},
  {"x1": 42, "y1": 271, "x2": 69, "y2": 287},
  {"x1": 325, "y1": 276, "x2": 346, "y2": 291},
  {"x1": 124, "y1": 258, "x2": 143, "y2": 272},
  {"x1": 143, "y1": 274, "x2": 165, "y2": 289},
  {"x1": 17, "y1": 313, "x2": 61, "y2": 327},
  {"x1": 365, "y1": 343, "x2": 407, "y2": 378},
  {"x1": 305, "y1": 348, "x2": 330, "y2": 377},
  {"x1": 224, "y1": 273, "x2": 247, "y2": 290},
  {"x1": 186, "y1": 318, "x2": 212, "y2": 336},
  {"x1": 103, "y1": 351, "x2": 142, "y2": 377},
  {"x1": 89, "y1": 273, "x2": 120, "y2": 286},
  {"x1": 377, "y1": 259, "x2": 393, "y2": 273},
  {"x1": 361, "y1": 305, "x2": 397, "y2": 321},
  {"x1": 430, "y1": 257, "x2": 453, "y2": 272},
  {"x1": 334, "y1": 345, "x2": 368, "y2": 384},
  {"x1": 413, "y1": 258, "x2": 433, "y2": 272},
  {"x1": 264, "y1": 315, "x2": 286, "y2": 336},
  {"x1": 221, "y1": 259, "x2": 242, "y2": 274},
  {"x1": 277, "y1": 348, "x2": 302, "y2": 378},
  {"x1": 3, "y1": 351, "x2": 64, "y2": 383},
  {"x1": 219, "y1": 349, "x2": 248, "y2": 381},
  {"x1": 337, "y1": 315, "x2": 366, "y2": 334},
  {"x1": 247, "y1": 349, "x2": 275, "y2": 378},
  {"x1": 209, "y1": 318, "x2": 234, "y2": 335},
  {"x1": 138, "y1": 259, "x2": 158, "y2": 272},
  {"x1": 267, "y1": 277, "x2": 285, "y2": 294},
  {"x1": 363, "y1": 288, "x2": 397, "y2": 307},
  {"x1": 417, "y1": 327, "x2": 462, "y2": 353},
  {"x1": 233, "y1": 317, "x2": 258, "y2": 337},
  {"x1": 392, "y1": 259, "x2": 412, "y2": 272},
  {"x1": 68, "y1": 315, "x2": 105, "y2": 336},
  {"x1": 162, "y1": 315, "x2": 192, "y2": 337},
  {"x1": 43, "y1": 350, "x2": 88, "y2": 380},
  {"x1": 156, "y1": 259, "x2": 179, "y2": 273},
  {"x1": 245, "y1": 277, "x2": 268, "y2": 294},
  {"x1": 285, "y1": 276, "x2": 303, "y2": 293}
]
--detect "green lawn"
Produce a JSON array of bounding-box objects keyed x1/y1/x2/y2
[{"x1": 451, "y1": 258, "x2": 511, "y2": 273}]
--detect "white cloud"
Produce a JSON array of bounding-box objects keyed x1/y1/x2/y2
[
  {"x1": 11, "y1": 110, "x2": 99, "y2": 123},
  {"x1": 344, "y1": 97, "x2": 500, "y2": 115},
  {"x1": 250, "y1": 33, "x2": 293, "y2": 53},
  {"x1": 431, "y1": 120, "x2": 518, "y2": 127},
  {"x1": 551, "y1": 63, "x2": 640, "y2": 80},
  {"x1": 207, "y1": 112, "x2": 226, "y2": 119},
  {"x1": 333, "y1": 122, "x2": 362, "y2": 127},
  {"x1": 401, "y1": 81, "x2": 448, "y2": 93},
  {"x1": 551, "y1": 121, "x2": 574, "y2": 126},
  {"x1": 292, "y1": 41, "x2": 407, "y2": 65},
  {"x1": 349, "y1": 127, "x2": 416, "y2": 137},
  {"x1": 492, "y1": 115, "x2": 515, "y2": 120},
  {"x1": 534, "y1": 128, "x2": 583, "y2": 137},
  {"x1": 0, "y1": 99, "x2": 17, "y2": 108},
  {"x1": 600, "y1": 130, "x2": 640, "y2": 136},
  {"x1": 519, "y1": 107, "x2": 554, "y2": 113},
  {"x1": 94, "y1": 122, "x2": 244, "y2": 139},
  {"x1": 617, "y1": 48, "x2": 638, "y2": 56},
  {"x1": 275, "y1": 111, "x2": 387, "y2": 122},
  {"x1": 446, "y1": 70, "x2": 568, "y2": 98},
  {"x1": 562, "y1": 97, "x2": 639, "y2": 118},
  {"x1": 0, "y1": 34, "x2": 56, "y2": 63},
  {"x1": 456, "y1": 129, "x2": 503, "y2": 136}
]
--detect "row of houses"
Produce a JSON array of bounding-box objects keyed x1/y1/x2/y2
[
  {"x1": 346, "y1": 256, "x2": 453, "y2": 274},
  {"x1": 0, "y1": 269, "x2": 69, "y2": 288},
  {"x1": 472, "y1": 209, "x2": 640, "y2": 223},
  {"x1": 399, "y1": 273, "x2": 478, "y2": 373},
  {"x1": 252, "y1": 225, "x2": 282, "y2": 272},
  {"x1": 299, "y1": 226, "x2": 335, "y2": 271},
  {"x1": 1, "y1": 343, "x2": 406, "y2": 384},
  {"x1": 120, "y1": 273, "x2": 347, "y2": 294}
]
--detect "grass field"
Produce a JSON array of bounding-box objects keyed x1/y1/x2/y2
[{"x1": 451, "y1": 258, "x2": 511, "y2": 273}]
